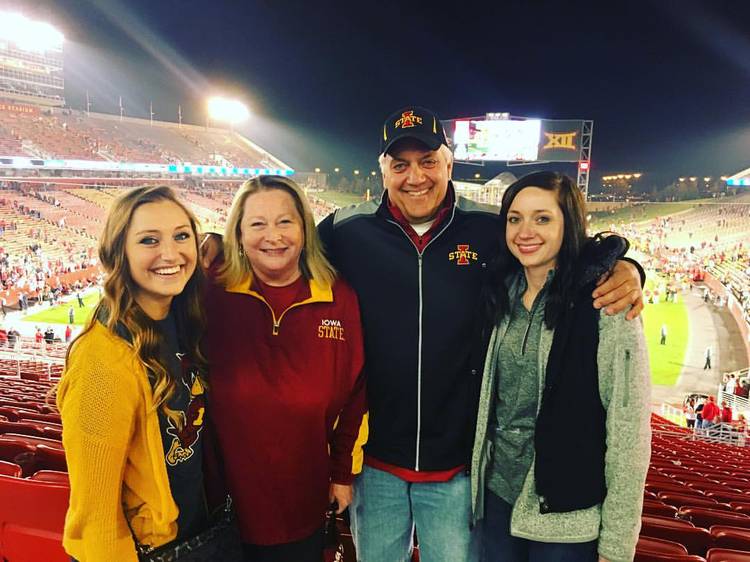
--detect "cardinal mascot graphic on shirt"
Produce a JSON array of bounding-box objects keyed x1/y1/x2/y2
[{"x1": 165, "y1": 367, "x2": 206, "y2": 466}]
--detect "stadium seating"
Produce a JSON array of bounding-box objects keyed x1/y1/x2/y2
[
  {"x1": 637, "y1": 535, "x2": 689, "y2": 555},
  {"x1": 29, "y1": 470, "x2": 68, "y2": 484},
  {"x1": 710, "y1": 525, "x2": 750, "y2": 551},
  {"x1": 706, "y1": 548, "x2": 750, "y2": 562},
  {"x1": 0, "y1": 460, "x2": 21, "y2": 477},
  {"x1": 0, "y1": 474, "x2": 69, "y2": 562},
  {"x1": 639, "y1": 414, "x2": 750, "y2": 557}
]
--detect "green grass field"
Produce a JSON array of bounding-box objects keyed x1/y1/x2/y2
[
  {"x1": 24, "y1": 293, "x2": 101, "y2": 326},
  {"x1": 642, "y1": 296, "x2": 689, "y2": 386},
  {"x1": 314, "y1": 190, "x2": 368, "y2": 208}
]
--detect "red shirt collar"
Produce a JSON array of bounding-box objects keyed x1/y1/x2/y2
[{"x1": 385, "y1": 183, "x2": 455, "y2": 251}]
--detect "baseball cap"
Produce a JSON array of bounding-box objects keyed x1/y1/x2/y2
[{"x1": 380, "y1": 106, "x2": 448, "y2": 155}]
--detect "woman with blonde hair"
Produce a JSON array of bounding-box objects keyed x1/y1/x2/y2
[
  {"x1": 58, "y1": 186, "x2": 239, "y2": 561},
  {"x1": 204, "y1": 175, "x2": 367, "y2": 562}
]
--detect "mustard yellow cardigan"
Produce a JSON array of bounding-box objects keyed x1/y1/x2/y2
[{"x1": 57, "y1": 321, "x2": 179, "y2": 562}]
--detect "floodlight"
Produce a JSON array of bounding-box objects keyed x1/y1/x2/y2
[
  {"x1": 207, "y1": 97, "x2": 250, "y2": 124},
  {"x1": 0, "y1": 12, "x2": 64, "y2": 53}
]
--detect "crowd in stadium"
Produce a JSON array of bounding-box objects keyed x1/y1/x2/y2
[{"x1": 605, "y1": 205, "x2": 750, "y2": 326}]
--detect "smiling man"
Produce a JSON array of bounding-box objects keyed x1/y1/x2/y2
[{"x1": 316, "y1": 106, "x2": 645, "y2": 562}]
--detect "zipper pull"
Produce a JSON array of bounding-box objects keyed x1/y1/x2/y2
[{"x1": 272, "y1": 321, "x2": 280, "y2": 336}]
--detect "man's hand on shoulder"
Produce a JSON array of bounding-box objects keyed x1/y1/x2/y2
[
  {"x1": 200, "y1": 232, "x2": 223, "y2": 270},
  {"x1": 592, "y1": 260, "x2": 644, "y2": 320}
]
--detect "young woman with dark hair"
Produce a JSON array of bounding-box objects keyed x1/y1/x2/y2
[{"x1": 471, "y1": 171, "x2": 651, "y2": 562}]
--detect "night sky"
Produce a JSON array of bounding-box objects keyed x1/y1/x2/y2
[{"x1": 16, "y1": 0, "x2": 750, "y2": 185}]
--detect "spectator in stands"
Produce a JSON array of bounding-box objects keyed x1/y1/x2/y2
[
  {"x1": 0, "y1": 326, "x2": 6, "y2": 347},
  {"x1": 57, "y1": 186, "x2": 237, "y2": 561},
  {"x1": 34, "y1": 326, "x2": 42, "y2": 344},
  {"x1": 721, "y1": 400, "x2": 733, "y2": 423},
  {"x1": 7, "y1": 327, "x2": 18, "y2": 349},
  {"x1": 701, "y1": 396, "x2": 719, "y2": 427},
  {"x1": 471, "y1": 172, "x2": 651, "y2": 562},
  {"x1": 726, "y1": 374, "x2": 737, "y2": 394},
  {"x1": 684, "y1": 398, "x2": 696, "y2": 429},
  {"x1": 204, "y1": 175, "x2": 366, "y2": 562},
  {"x1": 695, "y1": 398, "x2": 705, "y2": 429},
  {"x1": 65, "y1": 323, "x2": 73, "y2": 343},
  {"x1": 44, "y1": 326, "x2": 54, "y2": 345}
]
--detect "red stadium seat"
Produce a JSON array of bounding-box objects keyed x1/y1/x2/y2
[
  {"x1": 706, "y1": 548, "x2": 750, "y2": 562},
  {"x1": 0, "y1": 420, "x2": 47, "y2": 438},
  {"x1": 634, "y1": 553, "x2": 707, "y2": 562},
  {"x1": 640, "y1": 516, "x2": 713, "y2": 556},
  {"x1": 41, "y1": 426, "x2": 62, "y2": 440},
  {"x1": 707, "y1": 491, "x2": 750, "y2": 505},
  {"x1": 689, "y1": 482, "x2": 744, "y2": 495},
  {"x1": 0, "y1": 474, "x2": 69, "y2": 562},
  {"x1": 659, "y1": 493, "x2": 722, "y2": 510},
  {"x1": 730, "y1": 502, "x2": 750, "y2": 515},
  {"x1": 34, "y1": 444, "x2": 67, "y2": 472},
  {"x1": 710, "y1": 525, "x2": 750, "y2": 552},
  {"x1": 17, "y1": 411, "x2": 61, "y2": 424},
  {"x1": 643, "y1": 500, "x2": 679, "y2": 517},
  {"x1": 721, "y1": 481, "x2": 750, "y2": 491},
  {"x1": 648, "y1": 482, "x2": 702, "y2": 496},
  {"x1": 678, "y1": 507, "x2": 750, "y2": 530},
  {"x1": 0, "y1": 440, "x2": 35, "y2": 476},
  {"x1": 0, "y1": 434, "x2": 63, "y2": 449},
  {"x1": 29, "y1": 470, "x2": 69, "y2": 484},
  {"x1": 0, "y1": 460, "x2": 22, "y2": 477},
  {"x1": 636, "y1": 535, "x2": 688, "y2": 554}
]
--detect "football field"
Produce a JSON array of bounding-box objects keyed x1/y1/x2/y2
[
  {"x1": 23, "y1": 293, "x2": 100, "y2": 326},
  {"x1": 641, "y1": 297, "x2": 689, "y2": 387}
]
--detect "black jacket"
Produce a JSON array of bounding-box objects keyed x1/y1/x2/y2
[
  {"x1": 534, "y1": 235, "x2": 627, "y2": 513},
  {"x1": 317, "y1": 185, "x2": 501, "y2": 471}
]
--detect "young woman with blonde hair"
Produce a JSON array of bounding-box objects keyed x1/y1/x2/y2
[{"x1": 59, "y1": 186, "x2": 239, "y2": 561}]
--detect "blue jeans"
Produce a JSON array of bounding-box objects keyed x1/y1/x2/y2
[
  {"x1": 350, "y1": 464, "x2": 479, "y2": 562},
  {"x1": 481, "y1": 491, "x2": 598, "y2": 562}
]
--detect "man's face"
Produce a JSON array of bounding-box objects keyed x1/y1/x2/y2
[{"x1": 382, "y1": 139, "x2": 452, "y2": 224}]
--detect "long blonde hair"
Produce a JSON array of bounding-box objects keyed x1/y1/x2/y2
[
  {"x1": 67, "y1": 185, "x2": 207, "y2": 428},
  {"x1": 217, "y1": 175, "x2": 336, "y2": 289}
]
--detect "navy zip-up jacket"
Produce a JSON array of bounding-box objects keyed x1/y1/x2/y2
[{"x1": 317, "y1": 184, "x2": 502, "y2": 471}]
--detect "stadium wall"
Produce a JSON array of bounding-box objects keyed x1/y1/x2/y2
[{"x1": 704, "y1": 272, "x2": 750, "y2": 368}]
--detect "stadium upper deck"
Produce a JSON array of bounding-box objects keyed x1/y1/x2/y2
[{"x1": 0, "y1": 99, "x2": 291, "y2": 175}]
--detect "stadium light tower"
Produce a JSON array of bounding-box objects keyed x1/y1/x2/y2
[
  {"x1": 207, "y1": 97, "x2": 250, "y2": 128},
  {"x1": 0, "y1": 12, "x2": 64, "y2": 53}
]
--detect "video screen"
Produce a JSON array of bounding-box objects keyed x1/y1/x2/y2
[{"x1": 452, "y1": 118, "x2": 541, "y2": 162}]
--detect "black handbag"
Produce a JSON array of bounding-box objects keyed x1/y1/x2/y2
[{"x1": 133, "y1": 496, "x2": 243, "y2": 562}]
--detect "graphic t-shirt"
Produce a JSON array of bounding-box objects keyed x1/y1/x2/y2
[{"x1": 156, "y1": 313, "x2": 208, "y2": 541}]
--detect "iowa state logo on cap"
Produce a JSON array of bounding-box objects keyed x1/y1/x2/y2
[{"x1": 395, "y1": 110, "x2": 423, "y2": 129}]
